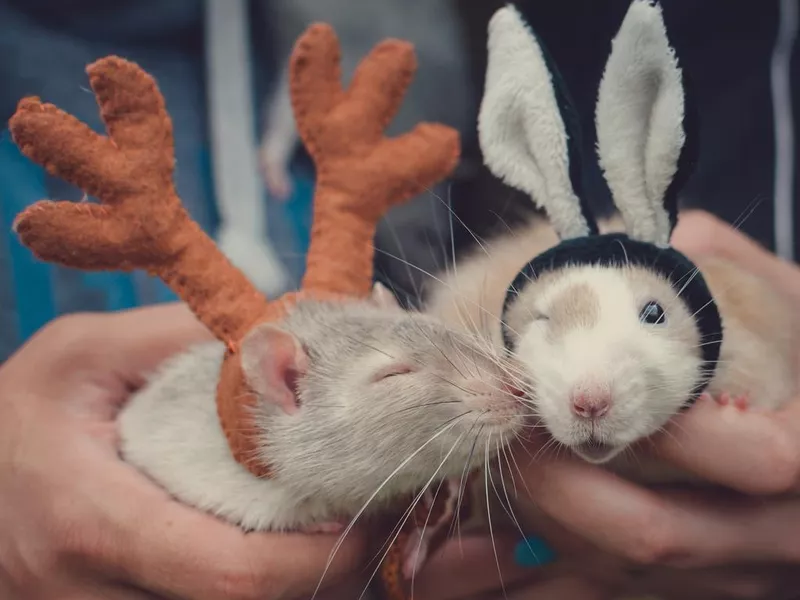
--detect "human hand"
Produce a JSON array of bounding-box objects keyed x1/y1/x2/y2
[
  {"x1": 0, "y1": 305, "x2": 365, "y2": 600},
  {"x1": 506, "y1": 210, "x2": 800, "y2": 599},
  {"x1": 407, "y1": 529, "x2": 601, "y2": 600}
]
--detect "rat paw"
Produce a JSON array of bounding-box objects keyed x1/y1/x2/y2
[
  {"x1": 707, "y1": 391, "x2": 750, "y2": 411},
  {"x1": 301, "y1": 521, "x2": 346, "y2": 535},
  {"x1": 401, "y1": 529, "x2": 430, "y2": 580}
]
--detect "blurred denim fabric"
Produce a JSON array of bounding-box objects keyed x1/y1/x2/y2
[{"x1": 0, "y1": 0, "x2": 313, "y2": 362}]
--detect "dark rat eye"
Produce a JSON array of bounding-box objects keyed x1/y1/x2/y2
[
  {"x1": 372, "y1": 364, "x2": 415, "y2": 383},
  {"x1": 639, "y1": 301, "x2": 666, "y2": 325}
]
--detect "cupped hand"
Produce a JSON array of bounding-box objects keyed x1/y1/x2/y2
[
  {"x1": 507, "y1": 210, "x2": 800, "y2": 599},
  {"x1": 407, "y1": 529, "x2": 601, "y2": 600},
  {"x1": 0, "y1": 304, "x2": 365, "y2": 600}
]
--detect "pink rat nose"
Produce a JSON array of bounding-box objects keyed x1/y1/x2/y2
[{"x1": 570, "y1": 387, "x2": 611, "y2": 419}]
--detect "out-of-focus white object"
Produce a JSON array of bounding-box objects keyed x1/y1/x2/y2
[{"x1": 204, "y1": 0, "x2": 290, "y2": 297}]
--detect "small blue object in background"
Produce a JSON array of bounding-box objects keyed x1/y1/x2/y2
[{"x1": 513, "y1": 535, "x2": 557, "y2": 568}]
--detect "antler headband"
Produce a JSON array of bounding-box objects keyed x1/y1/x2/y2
[
  {"x1": 481, "y1": 0, "x2": 722, "y2": 403},
  {"x1": 10, "y1": 24, "x2": 460, "y2": 477}
]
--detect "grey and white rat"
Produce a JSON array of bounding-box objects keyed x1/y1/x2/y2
[
  {"x1": 425, "y1": 1, "x2": 799, "y2": 480},
  {"x1": 118, "y1": 284, "x2": 527, "y2": 533}
]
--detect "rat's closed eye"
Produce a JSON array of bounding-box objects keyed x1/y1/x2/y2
[
  {"x1": 639, "y1": 300, "x2": 667, "y2": 325},
  {"x1": 532, "y1": 309, "x2": 550, "y2": 322},
  {"x1": 371, "y1": 363, "x2": 416, "y2": 383}
]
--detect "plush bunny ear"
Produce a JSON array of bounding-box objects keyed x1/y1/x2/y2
[
  {"x1": 595, "y1": 0, "x2": 687, "y2": 247},
  {"x1": 478, "y1": 4, "x2": 597, "y2": 240}
]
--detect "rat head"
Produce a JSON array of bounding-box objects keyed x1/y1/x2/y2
[
  {"x1": 238, "y1": 285, "x2": 528, "y2": 511},
  {"x1": 505, "y1": 258, "x2": 706, "y2": 463},
  {"x1": 478, "y1": 3, "x2": 721, "y2": 463}
]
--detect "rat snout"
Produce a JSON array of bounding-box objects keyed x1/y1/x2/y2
[
  {"x1": 464, "y1": 378, "x2": 527, "y2": 430},
  {"x1": 466, "y1": 378, "x2": 525, "y2": 402},
  {"x1": 570, "y1": 382, "x2": 612, "y2": 420}
]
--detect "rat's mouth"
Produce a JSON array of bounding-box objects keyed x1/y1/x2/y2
[{"x1": 573, "y1": 439, "x2": 620, "y2": 464}]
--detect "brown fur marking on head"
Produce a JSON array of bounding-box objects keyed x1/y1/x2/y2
[{"x1": 547, "y1": 282, "x2": 601, "y2": 340}]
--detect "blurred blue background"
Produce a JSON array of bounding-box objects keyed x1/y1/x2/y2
[
  {"x1": 0, "y1": 0, "x2": 323, "y2": 361},
  {"x1": 2, "y1": 0, "x2": 797, "y2": 363}
]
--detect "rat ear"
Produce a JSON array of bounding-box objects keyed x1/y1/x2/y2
[
  {"x1": 478, "y1": 4, "x2": 597, "y2": 240},
  {"x1": 371, "y1": 281, "x2": 402, "y2": 310},
  {"x1": 240, "y1": 324, "x2": 309, "y2": 415},
  {"x1": 595, "y1": 0, "x2": 688, "y2": 247}
]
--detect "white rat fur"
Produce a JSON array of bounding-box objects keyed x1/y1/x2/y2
[
  {"x1": 425, "y1": 216, "x2": 798, "y2": 474},
  {"x1": 118, "y1": 287, "x2": 527, "y2": 532}
]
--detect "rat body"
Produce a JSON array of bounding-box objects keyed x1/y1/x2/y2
[
  {"x1": 422, "y1": 1, "x2": 800, "y2": 483},
  {"x1": 503, "y1": 243, "x2": 798, "y2": 469},
  {"x1": 425, "y1": 217, "x2": 798, "y2": 479},
  {"x1": 119, "y1": 293, "x2": 527, "y2": 532}
]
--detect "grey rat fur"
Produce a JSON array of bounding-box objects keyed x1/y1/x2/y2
[
  {"x1": 118, "y1": 290, "x2": 526, "y2": 532},
  {"x1": 424, "y1": 216, "x2": 798, "y2": 479}
]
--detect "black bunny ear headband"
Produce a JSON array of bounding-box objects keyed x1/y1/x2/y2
[{"x1": 482, "y1": 0, "x2": 722, "y2": 403}]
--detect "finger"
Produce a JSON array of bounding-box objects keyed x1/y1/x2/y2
[
  {"x1": 92, "y1": 584, "x2": 169, "y2": 600},
  {"x1": 346, "y1": 39, "x2": 416, "y2": 133},
  {"x1": 88, "y1": 57, "x2": 173, "y2": 157},
  {"x1": 412, "y1": 532, "x2": 553, "y2": 600},
  {"x1": 637, "y1": 564, "x2": 791, "y2": 600},
  {"x1": 516, "y1": 448, "x2": 800, "y2": 568},
  {"x1": 488, "y1": 575, "x2": 614, "y2": 600},
  {"x1": 14, "y1": 202, "x2": 137, "y2": 270},
  {"x1": 375, "y1": 123, "x2": 461, "y2": 203},
  {"x1": 10, "y1": 97, "x2": 123, "y2": 196},
  {"x1": 652, "y1": 394, "x2": 800, "y2": 495},
  {"x1": 289, "y1": 24, "x2": 344, "y2": 142},
  {"x1": 96, "y1": 304, "x2": 214, "y2": 383},
  {"x1": 110, "y1": 489, "x2": 366, "y2": 600},
  {"x1": 11, "y1": 304, "x2": 211, "y2": 399}
]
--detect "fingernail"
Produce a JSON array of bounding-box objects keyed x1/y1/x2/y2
[{"x1": 513, "y1": 535, "x2": 556, "y2": 567}]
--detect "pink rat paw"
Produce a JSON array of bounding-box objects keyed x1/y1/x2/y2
[
  {"x1": 301, "y1": 521, "x2": 346, "y2": 535},
  {"x1": 401, "y1": 529, "x2": 430, "y2": 580},
  {"x1": 702, "y1": 391, "x2": 750, "y2": 411}
]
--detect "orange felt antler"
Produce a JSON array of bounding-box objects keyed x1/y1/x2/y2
[
  {"x1": 11, "y1": 59, "x2": 271, "y2": 345},
  {"x1": 10, "y1": 24, "x2": 460, "y2": 480},
  {"x1": 289, "y1": 25, "x2": 459, "y2": 297}
]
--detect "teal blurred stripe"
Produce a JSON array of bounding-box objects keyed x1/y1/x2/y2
[{"x1": 0, "y1": 133, "x2": 55, "y2": 341}]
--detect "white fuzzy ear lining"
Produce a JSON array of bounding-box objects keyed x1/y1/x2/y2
[
  {"x1": 478, "y1": 5, "x2": 591, "y2": 240},
  {"x1": 595, "y1": 0, "x2": 686, "y2": 247}
]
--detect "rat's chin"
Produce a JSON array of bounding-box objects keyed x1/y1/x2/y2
[{"x1": 572, "y1": 440, "x2": 623, "y2": 464}]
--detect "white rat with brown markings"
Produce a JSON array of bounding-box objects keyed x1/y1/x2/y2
[
  {"x1": 426, "y1": 1, "x2": 798, "y2": 482},
  {"x1": 118, "y1": 284, "x2": 527, "y2": 533},
  {"x1": 504, "y1": 251, "x2": 798, "y2": 475}
]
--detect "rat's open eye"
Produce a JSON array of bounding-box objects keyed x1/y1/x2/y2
[
  {"x1": 639, "y1": 301, "x2": 666, "y2": 325},
  {"x1": 371, "y1": 364, "x2": 415, "y2": 383}
]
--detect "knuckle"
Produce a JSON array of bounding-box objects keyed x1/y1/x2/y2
[
  {"x1": 38, "y1": 312, "x2": 101, "y2": 351},
  {"x1": 51, "y1": 511, "x2": 106, "y2": 566},
  {"x1": 211, "y1": 564, "x2": 283, "y2": 600},
  {"x1": 624, "y1": 519, "x2": 683, "y2": 567},
  {"x1": 752, "y1": 432, "x2": 800, "y2": 495}
]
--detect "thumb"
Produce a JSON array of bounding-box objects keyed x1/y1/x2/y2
[
  {"x1": 108, "y1": 484, "x2": 367, "y2": 600},
  {"x1": 1, "y1": 304, "x2": 212, "y2": 400}
]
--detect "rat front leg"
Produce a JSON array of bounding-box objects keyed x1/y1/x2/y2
[
  {"x1": 701, "y1": 391, "x2": 750, "y2": 411},
  {"x1": 401, "y1": 478, "x2": 461, "y2": 579}
]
